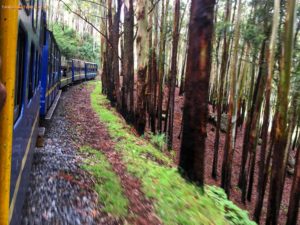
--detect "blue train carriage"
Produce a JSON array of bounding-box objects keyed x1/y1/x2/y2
[
  {"x1": 85, "y1": 62, "x2": 98, "y2": 80},
  {"x1": 60, "y1": 57, "x2": 72, "y2": 88},
  {"x1": 72, "y1": 59, "x2": 85, "y2": 82},
  {"x1": 0, "y1": 0, "x2": 44, "y2": 224},
  {"x1": 40, "y1": 29, "x2": 61, "y2": 118}
]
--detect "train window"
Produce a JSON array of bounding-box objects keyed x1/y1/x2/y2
[
  {"x1": 43, "y1": 26, "x2": 47, "y2": 46},
  {"x1": 28, "y1": 44, "x2": 35, "y2": 100},
  {"x1": 48, "y1": 40, "x2": 53, "y2": 86},
  {"x1": 14, "y1": 27, "x2": 27, "y2": 122}
]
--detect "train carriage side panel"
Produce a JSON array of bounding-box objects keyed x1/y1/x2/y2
[
  {"x1": 40, "y1": 32, "x2": 49, "y2": 116},
  {"x1": 85, "y1": 62, "x2": 97, "y2": 80},
  {"x1": 72, "y1": 59, "x2": 85, "y2": 82},
  {"x1": 0, "y1": 0, "x2": 19, "y2": 223},
  {"x1": 40, "y1": 30, "x2": 61, "y2": 118},
  {"x1": 60, "y1": 57, "x2": 71, "y2": 88},
  {"x1": 80, "y1": 60, "x2": 85, "y2": 80},
  {"x1": 3, "y1": 1, "x2": 44, "y2": 224}
]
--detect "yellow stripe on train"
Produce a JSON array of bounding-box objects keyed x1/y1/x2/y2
[{"x1": 9, "y1": 111, "x2": 39, "y2": 222}]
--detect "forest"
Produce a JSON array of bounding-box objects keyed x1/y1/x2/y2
[{"x1": 48, "y1": 0, "x2": 300, "y2": 224}]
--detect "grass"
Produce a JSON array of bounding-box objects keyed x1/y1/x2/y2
[
  {"x1": 148, "y1": 132, "x2": 167, "y2": 151},
  {"x1": 90, "y1": 81, "x2": 256, "y2": 225},
  {"x1": 80, "y1": 146, "x2": 128, "y2": 218}
]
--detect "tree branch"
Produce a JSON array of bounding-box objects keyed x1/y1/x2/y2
[
  {"x1": 77, "y1": 0, "x2": 108, "y2": 9},
  {"x1": 59, "y1": 0, "x2": 112, "y2": 47}
]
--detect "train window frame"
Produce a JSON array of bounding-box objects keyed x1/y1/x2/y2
[
  {"x1": 28, "y1": 43, "x2": 35, "y2": 101},
  {"x1": 14, "y1": 25, "x2": 27, "y2": 123}
]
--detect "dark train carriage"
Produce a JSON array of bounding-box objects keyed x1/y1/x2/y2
[
  {"x1": 0, "y1": 0, "x2": 44, "y2": 224},
  {"x1": 85, "y1": 62, "x2": 98, "y2": 80},
  {"x1": 60, "y1": 57, "x2": 72, "y2": 88},
  {"x1": 40, "y1": 29, "x2": 61, "y2": 117},
  {"x1": 72, "y1": 59, "x2": 86, "y2": 82}
]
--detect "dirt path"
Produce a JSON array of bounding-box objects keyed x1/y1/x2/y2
[
  {"x1": 65, "y1": 83, "x2": 161, "y2": 225},
  {"x1": 21, "y1": 86, "x2": 119, "y2": 225}
]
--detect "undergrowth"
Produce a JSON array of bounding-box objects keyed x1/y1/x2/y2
[
  {"x1": 148, "y1": 133, "x2": 167, "y2": 151},
  {"x1": 90, "y1": 81, "x2": 256, "y2": 225},
  {"x1": 80, "y1": 146, "x2": 128, "y2": 218}
]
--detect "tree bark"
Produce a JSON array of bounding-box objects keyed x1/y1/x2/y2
[
  {"x1": 111, "y1": 0, "x2": 122, "y2": 108},
  {"x1": 135, "y1": 0, "x2": 149, "y2": 135},
  {"x1": 106, "y1": 0, "x2": 114, "y2": 101},
  {"x1": 253, "y1": 0, "x2": 280, "y2": 222},
  {"x1": 179, "y1": 0, "x2": 215, "y2": 186},
  {"x1": 221, "y1": 0, "x2": 242, "y2": 197},
  {"x1": 122, "y1": 0, "x2": 134, "y2": 122},
  {"x1": 212, "y1": 0, "x2": 231, "y2": 179},
  {"x1": 266, "y1": 0, "x2": 296, "y2": 223},
  {"x1": 244, "y1": 38, "x2": 268, "y2": 202},
  {"x1": 286, "y1": 144, "x2": 300, "y2": 225},
  {"x1": 157, "y1": 0, "x2": 169, "y2": 133},
  {"x1": 167, "y1": 0, "x2": 180, "y2": 149}
]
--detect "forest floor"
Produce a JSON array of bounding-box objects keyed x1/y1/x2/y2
[
  {"x1": 159, "y1": 87, "x2": 298, "y2": 225},
  {"x1": 22, "y1": 80, "x2": 256, "y2": 225}
]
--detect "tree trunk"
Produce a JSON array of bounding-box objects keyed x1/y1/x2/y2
[
  {"x1": 253, "y1": 0, "x2": 280, "y2": 221},
  {"x1": 122, "y1": 0, "x2": 134, "y2": 122},
  {"x1": 100, "y1": 0, "x2": 107, "y2": 94},
  {"x1": 149, "y1": 3, "x2": 160, "y2": 133},
  {"x1": 111, "y1": 0, "x2": 122, "y2": 108},
  {"x1": 212, "y1": 0, "x2": 231, "y2": 179},
  {"x1": 221, "y1": 0, "x2": 242, "y2": 197},
  {"x1": 106, "y1": 0, "x2": 114, "y2": 101},
  {"x1": 179, "y1": 45, "x2": 187, "y2": 96},
  {"x1": 244, "y1": 37, "x2": 268, "y2": 202},
  {"x1": 266, "y1": 0, "x2": 296, "y2": 223},
  {"x1": 167, "y1": 0, "x2": 180, "y2": 149},
  {"x1": 292, "y1": 120, "x2": 299, "y2": 150},
  {"x1": 286, "y1": 144, "x2": 300, "y2": 225},
  {"x1": 157, "y1": 0, "x2": 169, "y2": 133},
  {"x1": 179, "y1": 0, "x2": 215, "y2": 187},
  {"x1": 135, "y1": 0, "x2": 149, "y2": 135},
  {"x1": 147, "y1": 0, "x2": 154, "y2": 129}
]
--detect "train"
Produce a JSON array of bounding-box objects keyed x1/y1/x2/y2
[{"x1": 0, "y1": 1, "x2": 98, "y2": 224}]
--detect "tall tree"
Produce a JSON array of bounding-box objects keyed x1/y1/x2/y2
[
  {"x1": 105, "y1": 0, "x2": 114, "y2": 100},
  {"x1": 167, "y1": 0, "x2": 180, "y2": 149},
  {"x1": 135, "y1": 0, "x2": 149, "y2": 134},
  {"x1": 149, "y1": 2, "x2": 159, "y2": 133},
  {"x1": 111, "y1": 0, "x2": 122, "y2": 107},
  {"x1": 221, "y1": 0, "x2": 242, "y2": 197},
  {"x1": 157, "y1": 0, "x2": 169, "y2": 132},
  {"x1": 266, "y1": 0, "x2": 297, "y2": 223},
  {"x1": 253, "y1": 0, "x2": 280, "y2": 222},
  {"x1": 122, "y1": 0, "x2": 134, "y2": 122},
  {"x1": 100, "y1": 0, "x2": 107, "y2": 94},
  {"x1": 212, "y1": 0, "x2": 232, "y2": 179},
  {"x1": 179, "y1": 0, "x2": 215, "y2": 186}
]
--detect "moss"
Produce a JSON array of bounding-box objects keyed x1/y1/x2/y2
[
  {"x1": 80, "y1": 146, "x2": 128, "y2": 218},
  {"x1": 90, "y1": 81, "x2": 256, "y2": 225}
]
